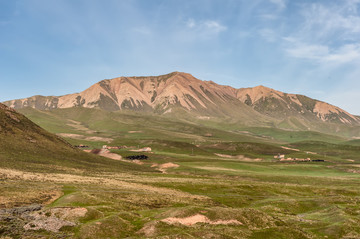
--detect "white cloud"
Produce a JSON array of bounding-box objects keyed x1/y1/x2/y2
[
  {"x1": 285, "y1": 39, "x2": 360, "y2": 64},
  {"x1": 185, "y1": 19, "x2": 227, "y2": 35},
  {"x1": 269, "y1": 0, "x2": 286, "y2": 10},
  {"x1": 325, "y1": 44, "x2": 360, "y2": 63},
  {"x1": 300, "y1": 2, "x2": 360, "y2": 41},
  {"x1": 204, "y1": 20, "x2": 227, "y2": 33},
  {"x1": 285, "y1": 42, "x2": 329, "y2": 60}
]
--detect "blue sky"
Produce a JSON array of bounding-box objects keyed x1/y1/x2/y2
[{"x1": 1, "y1": 0, "x2": 360, "y2": 114}]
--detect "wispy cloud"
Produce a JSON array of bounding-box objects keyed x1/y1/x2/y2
[
  {"x1": 300, "y1": 3, "x2": 360, "y2": 41},
  {"x1": 285, "y1": 39, "x2": 360, "y2": 64},
  {"x1": 325, "y1": 44, "x2": 360, "y2": 63},
  {"x1": 283, "y1": 1, "x2": 360, "y2": 65},
  {"x1": 269, "y1": 0, "x2": 286, "y2": 10},
  {"x1": 204, "y1": 20, "x2": 227, "y2": 33},
  {"x1": 284, "y1": 38, "x2": 328, "y2": 61},
  {"x1": 186, "y1": 19, "x2": 227, "y2": 35}
]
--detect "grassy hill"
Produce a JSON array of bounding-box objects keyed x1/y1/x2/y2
[{"x1": 0, "y1": 103, "x2": 154, "y2": 173}]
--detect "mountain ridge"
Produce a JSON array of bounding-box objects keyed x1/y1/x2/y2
[{"x1": 3, "y1": 72, "x2": 359, "y2": 128}]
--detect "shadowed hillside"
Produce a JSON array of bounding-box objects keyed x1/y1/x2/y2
[{"x1": 0, "y1": 103, "x2": 154, "y2": 173}]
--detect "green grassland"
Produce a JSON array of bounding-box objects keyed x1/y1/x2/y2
[{"x1": 1, "y1": 107, "x2": 360, "y2": 238}]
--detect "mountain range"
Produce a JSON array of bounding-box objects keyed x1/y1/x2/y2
[{"x1": 3, "y1": 72, "x2": 359, "y2": 135}]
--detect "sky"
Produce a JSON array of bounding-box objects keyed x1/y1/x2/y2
[{"x1": 1, "y1": 0, "x2": 360, "y2": 114}]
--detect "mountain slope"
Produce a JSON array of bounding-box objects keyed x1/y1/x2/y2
[
  {"x1": 0, "y1": 103, "x2": 153, "y2": 172},
  {"x1": 5, "y1": 72, "x2": 240, "y2": 112},
  {"x1": 3, "y1": 72, "x2": 359, "y2": 129},
  {"x1": 236, "y1": 85, "x2": 359, "y2": 125},
  {"x1": 3, "y1": 72, "x2": 267, "y2": 124}
]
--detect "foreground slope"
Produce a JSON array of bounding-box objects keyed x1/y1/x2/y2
[{"x1": 0, "y1": 103, "x2": 152, "y2": 173}]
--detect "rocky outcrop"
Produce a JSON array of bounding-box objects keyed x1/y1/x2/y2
[{"x1": 0, "y1": 204, "x2": 86, "y2": 238}]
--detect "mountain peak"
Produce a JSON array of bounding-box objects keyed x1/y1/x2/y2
[
  {"x1": 236, "y1": 85, "x2": 284, "y2": 104},
  {"x1": 250, "y1": 85, "x2": 281, "y2": 93},
  {"x1": 253, "y1": 85, "x2": 272, "y2": 90},
  {"x1": 125, "y1": 71, "x2": 193, "y2": 79},
  {"x1": 168, "y1": 71, "x2": 196, "y2": 80}
]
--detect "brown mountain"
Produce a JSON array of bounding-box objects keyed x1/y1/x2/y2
[
  {"x1": 237, "y1": 85, "x2": 359, "y2": 125},
  {"x1": 5, "y1": 72, "x2": 242, "y2": 112},
  {"x1": 3, "y1": 72, "x2": 359, "y2": 127}
]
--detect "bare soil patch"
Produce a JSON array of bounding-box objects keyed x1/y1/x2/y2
[
  {"x1": 130, "y1": 147, "x2": 152, "y2": 152},
  {"x1": 132, "y1": 160, "x2": 144, "y2": 165},
  {"x1": 92, "y1": 149, "x2": 122, "y2": 160},
  {"x1": 57, "y1": 133, "x2": 113, "y2": 143},
  {"x1": 281, "y1": 146, "x2": 300, "y2": 151},
  {"x1": 215, "y1": 153, "x2": 262, "y2": 162},
  {"x1": 161, "y1": 214, "x2": 242, "y2": 226},
  {"x1": 158, "y1": 163, "x2": 179, "y2": 173}
]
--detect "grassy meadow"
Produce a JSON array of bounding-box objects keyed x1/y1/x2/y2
[{"x1": 1, "y1": 107, "x2": 360, "y2": 238}]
